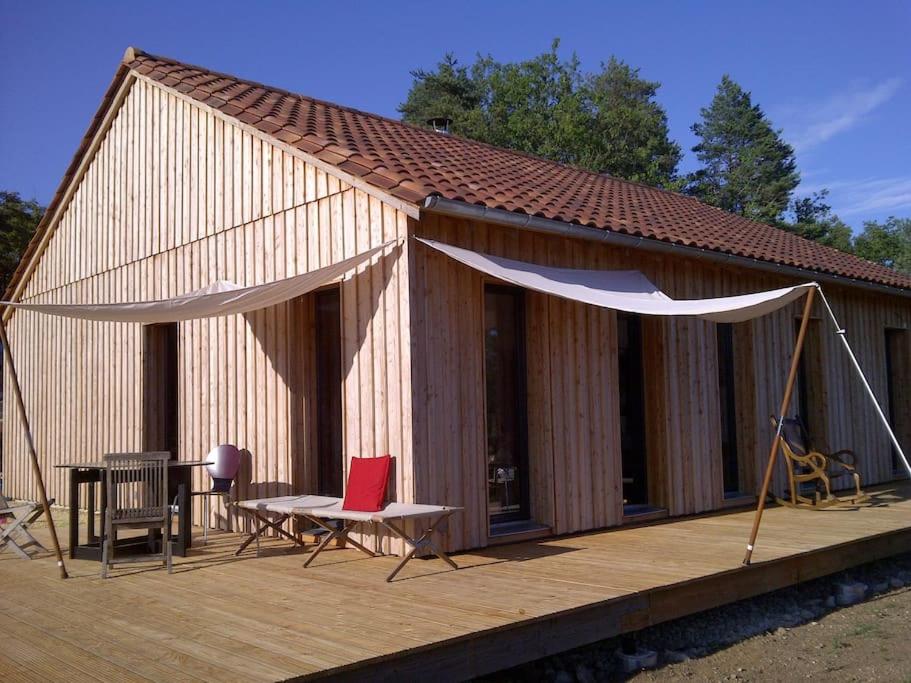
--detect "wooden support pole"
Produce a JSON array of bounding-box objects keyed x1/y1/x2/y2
[
  {"x1": 743, "y1": 287, "x2": 816, "y2": 566},
  {"x1": 0, "y1": 312, "x2": 68, "y2": 578}
]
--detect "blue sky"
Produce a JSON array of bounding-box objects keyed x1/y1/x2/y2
[{"x1": 2, "y1": 1, "x2": 909, "y2": 231}]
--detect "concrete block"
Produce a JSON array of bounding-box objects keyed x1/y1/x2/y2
[
  {"x1": 834, "y1": 581, "x2": 867, "y2": 606},
  {"x1": 616, "y1": 648, "x2": 658, "y2": 673},
  {"x1": 664, "y1": 650, "x2": 690, "y2": 664}
]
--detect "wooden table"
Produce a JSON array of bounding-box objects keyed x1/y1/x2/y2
[{"x1": 55, "y1": 459, "x2": 209, "y2": 560}]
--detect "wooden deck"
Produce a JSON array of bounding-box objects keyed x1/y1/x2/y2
[{"x1": 2, "y1": 482, "x2": 910, "y2": 682}]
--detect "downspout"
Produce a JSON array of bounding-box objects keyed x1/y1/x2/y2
[{"x1": 421, "y1": 196, "x2": 911, "y2": 300}]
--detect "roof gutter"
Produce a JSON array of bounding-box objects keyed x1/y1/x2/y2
[{"x1": 421, "y1": 196, "x2": 911, "y2": 300}]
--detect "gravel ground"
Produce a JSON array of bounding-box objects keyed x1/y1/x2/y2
[{"x1": 480, "y1": 553, "x2": 911, "y2": 682}]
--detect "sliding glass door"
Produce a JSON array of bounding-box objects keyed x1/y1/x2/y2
[
  {"x1": 617, "y1": 312, "x2": 649, "y2": 510},
  {"x1": 716, "y1": 323, "x2": 742, "y2": 497},
  {"x1": 885, "y1": 329, "x2": 909, "y2": 475},
  {"x1": 484, "y1": 285, "x2": 529, "y2": 525},
  {"x1": 315, "y1": 288, "x2": 344, "y2": 497},
  {"x1": 794, "y1": 318, "x2": 825, "y2": 441},
  {"x1": 143, "y1": 323, "x2": 179, "y2": 457}
]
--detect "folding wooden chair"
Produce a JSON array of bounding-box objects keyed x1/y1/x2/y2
[
  {"x1": 771, "y1": 416, "x2": 868, "y2": 508},
  {"x1": 0, "y1": 492, "x2": 52, "y2": 559}
]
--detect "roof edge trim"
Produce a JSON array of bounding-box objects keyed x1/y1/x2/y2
[{"x1": 422, "y1": 196, "x2": 911, "y2": 299}]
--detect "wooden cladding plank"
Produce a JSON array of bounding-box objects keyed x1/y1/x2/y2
[
  {"x1": 5, "y1": 106, "x2": 413, "y2": 538},
  {"x1": 20, "y1": 78, "x2": 358, "y2": 304},
  {"x1": 410, "y1": 216, "x2": 910, "y2": 552}
]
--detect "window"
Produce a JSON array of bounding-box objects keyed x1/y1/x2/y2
[
  {"x1": 618, "y1": 313, "x2": 650, "y2": 511},
  {"x1": 484, "y1": 285, "x2": 529, "y2": 524},
  {"x1": 315, "y1": 288, "x2": 344, "y2": 497},
  {"x1": 143, "y1": 323, "x2": 179, "y2": 456},
  {"x1": 716, "y1": 323, "x2": 741, "y2": 497}
]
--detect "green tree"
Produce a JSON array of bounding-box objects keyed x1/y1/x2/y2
[
  {"x1": 854, "y1": 217, "x2": 911, "y2": 274},
  {"x1": 398, "y1": 41, "x2": 681, "y2": 187},
  {"x1": 0, "y1": 191, "x2": 44, "y2": 294},
  {"x1": 785, "y1": 190, "x2": 853, "y2": 252},
  {"x1": 581, "y1": 57, "x2": 682, "y2": 187},
  {"x1": 397, "y1": 54, "x2": 488, "y2": 140},
  {"x1": 476, "y1": 41, "x2": 588, "y2": 164},
  {"x1": 688, "y1": 75, "x2": 799, "y2": 224}
]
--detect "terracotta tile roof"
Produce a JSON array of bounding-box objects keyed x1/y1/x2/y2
[
  {"x1": 7, "y1": 48, "x2": 910, "y2": 299},
  {"x1": 127, "y1": 50, "x2": 911, "y2": 291}
]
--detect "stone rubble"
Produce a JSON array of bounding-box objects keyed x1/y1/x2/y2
[{"x1": 478, "y1": 552, "x2": 911, "y2": 682}]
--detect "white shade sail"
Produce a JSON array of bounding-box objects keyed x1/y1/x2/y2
[
  {"x1": 418, "y1": 237, "x2": 814, "y2": 323},
  {"x1": 1, "y1": 241, "x2": 396, "y2": 323}
]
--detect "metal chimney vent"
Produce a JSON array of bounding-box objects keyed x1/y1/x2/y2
[{"x1": 427, "y1": 117, "x2": 453, "y2": 134}]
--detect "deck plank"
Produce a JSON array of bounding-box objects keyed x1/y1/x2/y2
[{"x1": 1, "y1": 482, "x2": 909, "y2": 681}]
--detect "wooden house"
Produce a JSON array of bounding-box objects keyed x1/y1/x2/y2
[{"x1": 3, "y1": 48, "x2": 910, "y2": 553}]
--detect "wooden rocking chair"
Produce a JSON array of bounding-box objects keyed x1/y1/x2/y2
[{"x1": 770, "y1": 416, "x2": 868, "y2": 508}]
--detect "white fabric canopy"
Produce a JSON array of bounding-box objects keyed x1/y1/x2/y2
[
  {"x1": 418, "y1": 237, "x2": 814, "y2": 323},
  {"x1": 2, "y1": 241, "x2": 395, "y2": 323}
]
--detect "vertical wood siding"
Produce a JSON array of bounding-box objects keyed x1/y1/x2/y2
[
  {"x1": 3, "y1": 79, "x2": 909, "y2": 556},
  {"x1": 411, "y1": 215, "x2": 910, "y2": 551},
  {"x1": 2, "y1": 79, "x2": 413, "y2": 549}
]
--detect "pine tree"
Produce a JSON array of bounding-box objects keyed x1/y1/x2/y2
[
  {"x1": 397, "y1": 54, "x2": 488, "y2": 140},
  {"x1": 785, "y1": 190, "x2": 853, "y2": 253},
  {"x1": 688, "y1": 75, "x2": 799, "y2": 224}
]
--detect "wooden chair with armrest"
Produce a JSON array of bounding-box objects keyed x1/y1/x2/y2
[
  {"x1": 101, "y1": 452, "x2": 174, "y2": 578},
  {"x1": 771, "y1": 415, "x2": 868, "y2": 508}
]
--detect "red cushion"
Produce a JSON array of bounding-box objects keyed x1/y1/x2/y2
[{"x1": 342, "y1": 455, "x2": 391, "y2": 512}]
